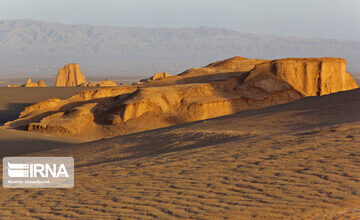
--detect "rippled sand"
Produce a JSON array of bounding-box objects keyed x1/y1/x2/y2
[{"x1": 0, "y1": 89, "x2": 359, "y2": 219}]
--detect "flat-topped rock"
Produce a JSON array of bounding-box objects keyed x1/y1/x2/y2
[{"x1": 246, "y1": 57, "x2": 358, "y2": 96}]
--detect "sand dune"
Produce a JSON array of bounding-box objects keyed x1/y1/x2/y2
[{"x1": 0, "y1": 89, "x2": 359, "y2": 219}]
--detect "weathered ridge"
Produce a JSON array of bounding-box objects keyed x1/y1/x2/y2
[{"x1": 5, "y1": 56, "x2": 358, "y2": 139}]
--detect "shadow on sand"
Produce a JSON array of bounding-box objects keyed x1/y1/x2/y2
[
  {"x1": 0, "y1": 103, "x2": 34, "y2": 125},
  {"x1": 0, "y1": 137, "x2": 77, "y2": 157}
]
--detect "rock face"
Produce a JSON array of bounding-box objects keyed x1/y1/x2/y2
[
  {"x1": 22, "y1": 79, "x2": 47, "y2": 87},
  {"x1": 246, "y1": 58, "x2": 358, "y2": 96},
  {"x1": 5, "y1": 57, "x2": 358, "y2": 139},
  {"x1": 80, "y1": 79, "x2": 118, "y2": 87},
  {"x1": 55, "y1": 63, "x2": 86, "y2": 87}
]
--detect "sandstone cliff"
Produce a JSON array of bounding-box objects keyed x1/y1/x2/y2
[
  {"x1": 55, "y1": 63, "x2": 86, "y2": 87},
  {"x1": 246, "y1": 58, "x2": 358, "y2": 96},
  {"x1": 5, "y1": 57, "x2": 358, "y2": 139}
]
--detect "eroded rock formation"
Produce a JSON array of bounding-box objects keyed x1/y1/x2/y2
[
  {"x1": 55, "y1": 63, "x2": 86, "y2": 87},
  {"x1": 135, "y1": 57, "x2": 268, "y2": 86},
  {"x1": 80, "y1": 79, "x2": 118, "y2": 87},
  {"x1": 22, "y1": 79, "x2": 47, "y2": 87},
  {"x1": 142, "y1": 72, "x2": 172, "y2": 81},
  {"x1": 5, "y1": 79, "x2": 47, "y2": 88},
  {"x1": 5, "y1": 57, "x2": 358, "y2": 138},
  {"x1": 246, "y1": 58, "x2": 358, "y2": 96},
  {"x1": 179, "y1": 56, "x2": 267, "y2": 77},
  {"x1": 134, "y1": 72, "x2": 172, "y2": 85}
]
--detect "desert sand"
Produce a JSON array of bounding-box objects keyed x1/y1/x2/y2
[
  {"x1": 0, "y1": 88, "x2": 359, "y2": 219},
  {"x1": 0, "y1": 56, "x2": 359, "y2": 219},
  {"x1": 0, "y1": 127, "x2": 84, "y2": 157}
]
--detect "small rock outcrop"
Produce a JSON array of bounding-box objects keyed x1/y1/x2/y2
[
  {"x1": 55, "y1": 63, "x2": 86, "y2": 87},
  {"x1": 22, "y1": 79, "x2": 47, "y2": 87},
  {"x1": 6, "y1": 84, "x2": 20, "y2": 88},
  {"x1": 80, "y1": 79, "x2": 118, "y2": 87},
  {"x1": 135, "y1": 72, "x2": 172, "y2": 85},
  {"x1": 148, "y1": 72, "x2": 172, "y2": 81}
]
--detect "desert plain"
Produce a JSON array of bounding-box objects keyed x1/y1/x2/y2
[{"x1": 0, "y1": 56, "x2": 359, "y2": 219}]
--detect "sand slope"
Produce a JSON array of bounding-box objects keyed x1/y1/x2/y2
[
  {"x1": 0, "y1": 127, "x2": 84, "y2": 157},
  {"x1": 0, "y1": 89, "x2": 359, "y2": 219}
]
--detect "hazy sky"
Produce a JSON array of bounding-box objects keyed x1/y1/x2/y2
[{"x1": 1, "y1": 0, "x2": 359, "y2": 40}]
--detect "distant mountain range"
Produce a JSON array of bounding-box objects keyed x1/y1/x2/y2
[{"x1": 0, "y1": 19, "x2": 359, "y2": 76}]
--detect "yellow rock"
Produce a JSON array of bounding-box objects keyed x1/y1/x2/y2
[
  {"x1": 55, "y1": 63, "x2": 87, "y2": 87},
  {"x1": 179, "y1": 56, "x2": 268, "y2": 76},
  {"x1": 80, "y1": 79, "x2": 118, "y2": 87},
  {"x1": 22, "y1": 78, "x2": 47, "y2": 87},
  {"x1": 247, "y1": 58, "x2": 358, "y2": 96},
  {"x1": 5, "y1": 84, "x2": 20, "y2": 88},
  {"x1": 5, "y1": 56, "x2": 358, "y2": 138},
  {"x1": 137, "y1": 72, "x2": 172, "y2": 84}
]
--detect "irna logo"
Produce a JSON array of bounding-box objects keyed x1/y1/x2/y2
[
  {"x1": 3, "y1": 157, "x2": 74, "y2": 188},
  {"x1": 8, "y1": 162, "x2": 69, "y2": 178}
]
